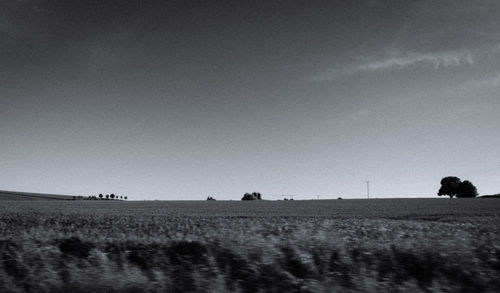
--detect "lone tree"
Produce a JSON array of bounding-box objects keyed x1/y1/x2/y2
[
  {"x1": 457, "y1": 180, "x2": 478, "y2": 198},
  {"x1": 438, "y1": 176, "x2": 462, "y2": 198},
  {"x1": 438, "y1": 176, "x2": 478, "y2": 198},
  {"x1": 242, "y1": 192, "x2": 262, "y2": 200}
]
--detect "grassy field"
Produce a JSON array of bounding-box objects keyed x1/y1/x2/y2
[{"x1": 1, "y1": 198, "x2": 499, "y2": 292}]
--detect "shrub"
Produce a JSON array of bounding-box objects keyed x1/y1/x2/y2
[{"x1": 242, "y1": 192, "x2": 262, "y2": 200}]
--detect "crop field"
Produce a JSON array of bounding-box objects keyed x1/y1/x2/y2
[{"x1": 1, "y1": 198, "x2": 499, "y2": 292}]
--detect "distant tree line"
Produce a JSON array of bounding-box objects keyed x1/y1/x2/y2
[
  {"x1": 438, "y1": 176, "x2": 478, "y2": 198},
  {"x1": 72, "y1": 194, "x2": 128, "y2": 200}
]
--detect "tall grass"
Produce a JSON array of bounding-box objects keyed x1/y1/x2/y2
[{"x1": 1, "y1": 200, "x2": 499, "y2": 292}]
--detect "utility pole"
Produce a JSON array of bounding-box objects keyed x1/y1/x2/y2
[{"x1": 365, "y1": 180, "x2": 370, "y2": 199}]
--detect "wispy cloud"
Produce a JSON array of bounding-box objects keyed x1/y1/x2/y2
[
  {"x1": 312, "y1": 50, "x2": 474, "y2": 82},
  {"x1": 356, "y1": 50, "x2": 474, "y2": 72}
]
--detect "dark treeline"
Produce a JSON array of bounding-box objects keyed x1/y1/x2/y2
[{"x1": 73, "y1": 194, "x2": 128, "y2": 200}]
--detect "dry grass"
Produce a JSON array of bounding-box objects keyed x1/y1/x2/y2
[{"x1": 1, "y1": 199, "x2": 499, "y2": 292}]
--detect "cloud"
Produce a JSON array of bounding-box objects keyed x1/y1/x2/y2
[
  {"x1": 356, "y1": 50, "x2": 474, "y2": 72},
  {"x1": 312, "y1": 50, "x2": 474, "y2": 82}
]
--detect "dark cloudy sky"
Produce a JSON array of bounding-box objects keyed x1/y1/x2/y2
[{"x1": 1, "y1": 0, "x2": 499, "y2": 200}]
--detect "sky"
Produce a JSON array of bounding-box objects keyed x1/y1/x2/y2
[{"x1": 1, "y1": 0, "x2": 499, "y2": 200}]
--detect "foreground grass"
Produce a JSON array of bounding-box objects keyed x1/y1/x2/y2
[{"x1": 1, "y1": 199, "x2": 499, "y2": 292}]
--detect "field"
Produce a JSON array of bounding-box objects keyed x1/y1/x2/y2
[{"x1": 1, "y1": 199, "x2": 499, "y2": 292}]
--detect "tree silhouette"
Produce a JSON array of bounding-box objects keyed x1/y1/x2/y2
[
  {"x1": 242, "y1": 192, "x2": 262, "y2": 200},
  {"x1": 438, "y1": 176, "x2": 462, "y2": 198},
  {"x1": 106, "y1": 194, "x2": 109, "y2": 199},
  {"x1": 99, "y1": 194, "x2": 103, "y2": 199},
  {"x1": 242, "y1": 193, "x2": 254, "y2": 200},
  {"x1": 457, "y1": 180, "x2": 478, "y2": 198},
  {"x1": 110, "y1": 194, "x2": 115, "y2": 199}
]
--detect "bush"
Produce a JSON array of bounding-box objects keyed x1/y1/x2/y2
[{"x1": 242, "y1": 192, "x2": 262, "y2": 201}]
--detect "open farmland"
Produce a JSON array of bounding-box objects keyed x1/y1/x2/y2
[{"x1": 1, "y1": 199, "x2": 499, "y2": 292}]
